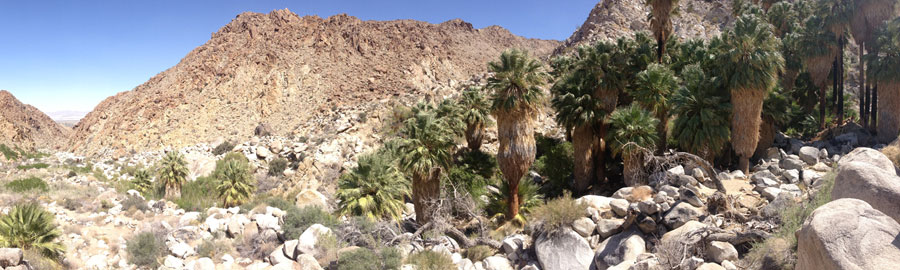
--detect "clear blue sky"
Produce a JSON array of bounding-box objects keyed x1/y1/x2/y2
[{"x1": 0, "y1": 0, "x2": 596, "y2": 114}]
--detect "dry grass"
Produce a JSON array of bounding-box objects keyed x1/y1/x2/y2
[
  {"x1": 877, "y1": 82, "x2": 900, "y2": 143},
  {"x1": 882, "y1": 141, "x2": 900, "y2": 167}
]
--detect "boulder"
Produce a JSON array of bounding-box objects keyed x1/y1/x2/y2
[
  {"x1": 296, "y1": 224, "x2": 334, "y2": 257},
  {"x1": 253, "y1": 214, "x2": 281, "y2": 231},
  {"x1": 294, "y1": 254, "x2": 324, "y2": 270},
  {"x1": 573, "y1": 217, "x2": 596, "y2": 237},
  {"x1": 594, "y1": 229, "x2": 646, "y2": 270},
  {"x1": 295, "y1": 189, "x2": 330, "y2": 211},
  {"x1": 697, "y1": 263, "x2": 726, "y2": 270},
  {"x1": 483, "y1": 256, "x2": 514, "y2": 270},
  {"x1": 783, "y1": 169, "x2": 800, "y2": 183},
  {"x1": 798, "y1": 147, "x2": 820, "y2": 165},
  {"x1": 268, "y1": 246, "x2": 294, "y2": 265},
  {"x1": 163, "y1": 255, "x2": 184, "y2": 269},
  {"x1": 610, "y1": 199, "x2": 629, "y2": 216},
  {"x1": 832, "y1": 162, "x2": 900, "y2": 222},
  {"x1": 575, "y1": 195, "x2": 614, "y2": 212},
  {"x1": 168, "y1": 241, "x2": 196, "y2": 258},
  {"x1": 781, "y1": 155, "x2": 805, "y2": 171},
  {"x1": 184, "y1": 152, "x2": 216, "y2": 181},
  {"x1": 663, "y1": 202, "x2": 704, "y2": 229},
  {"x1": 0, "y1": 248, "x2": 22, "y2": 267},
  {"x1": 535, "y1": 228, "x2": 593, "y2": 270},
  {"x1": 707, "y1": 241, "x2": 738, "y2": 263},
  {"x1": 838, "y1": 147, "x2": 896, "y2": 173},
  {"x1": 660, "y1": 220, "x2": 708, "y2": 245},
  {"x1": 193, "y1": 257, "x2": 215, "y2": 270},
  {"x1": 596, "y1": 218, "x2": 625, "y2": 238},
  {"x1": 796, "y1": 198, "x2": 900, "y2": 270}
]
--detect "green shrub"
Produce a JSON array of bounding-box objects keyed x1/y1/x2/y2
[
  {"x1": 196, "y1": 238, "x2": 234, "y2": 261},
  {"x1": 122, "y1": 195, "x2": 150, "y2": 212},
  {"x1": 407, "y1": 250, "x2": 456, "y2": 270},
  {"x1": 448, "y1": 150, "x2": 498, "y2": 198},
  {"x1": 533, "y1": 136, "x2": 574, "y2": 198},
  {"x1": 214, "y1": 154, "x2": 255, "y2": 207},
  {"x1": 283, "y1": 206, "x2": 339, "y2": 239},
  {"x1": 5, "y1": 177, "x2": 49, "y2": 193},
  {"x1": 174, "y1": 176, "x2": 219, "y2": 211},
  {"x1": 268, "y1": 158, "x2": 289, "y2": 176},
  {"x1": 16, "y1": 163, "x2": 49, "y2": 170},
  {"x1": 0, "y1": 204, "x2": 65, "y2": 260},
  {"x1": 213, "y1": 141, "x2": 236, "y2": 156},
  {"x1": 131, "y1": 169, "x2": 157, "y2": 198},
  {"x1": 126, "y1": 232, "x2": 166, "y2": 268},
  {"x1": 337, "y1": 247, "x2": 403, "y2": 270},
  {"x1": 0, "y1": 144, "x2": 18, "y2": 160},
  {"x1": 530, "y1": 193, "x2": 587, "y2": 233},
  {"x1": 464, "y1": 245, "x2": 495, "y2": 262}
]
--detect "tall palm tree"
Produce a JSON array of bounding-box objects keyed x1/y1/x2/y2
[
  {"x1": 671, "y1": 64, "x2": 732, "y2": 163},
  {"x1": 158, "y1": 151, "x2": 188, "y2": 199},
  {"x1": 552, "y1": 67, "x2": 600, "y2": 193},
  {"x1": 645, "y1": 0, "x2": 681, "y2": 63},
  {"x1": 633, "y1": 63, "x2": 679, "y2": 152},
  {"x1": 868, "y1": 18, "x2": 900, "y2": 143},
  {"x1": 719, "y1": 14, "x2": 784, "y2": 174},
  {"x1": 396, "y1": 108, "x2": 455, "y2": 224},
  {"x1": 799, "y1": 15, "x2": 839, "y2": 129},
  {"x1": 607, "y1": 105, "x2": 660, "y2": 187},
  {"x1": 458, "y1": 87, "x2": 493, "y2": 151},
  {"x1": 850, "y1": 0, "x2": 898, "y2": 128},
  {"x1": 337, "y1": 150, "x2": 410, "y2": 221},
  {"x1": 0, "y1": 204, "x2": 65, "y2": 260},
  {"x1": 487, "y1": 49, "x2": 548, "y2": 219},
  {"x1": 820, "y1": 0, "x2": 856, "y2": 124},
  {"x1": 581, "y1": 40, "x2": 632, "y2": 186},
  {"x1": 214, "y1": 153, "x2": 255, "y2": 207}
]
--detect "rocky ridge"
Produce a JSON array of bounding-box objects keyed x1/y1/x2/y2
[
  {"x1": 0, "y1": 90, "x2": 71, "y2": 151},
  {"x1": 70, "y1": 9, "x2": 559, "y2": 157}
]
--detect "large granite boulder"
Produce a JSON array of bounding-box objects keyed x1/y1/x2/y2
[
  {"x1": 535, "y1": 228, "x2": 593, "y2": 270},
  {"x1": 594, "y1": 229, "x2": 646, "y2": 270},
  {"x1": 832, "y1": 161, "x2": 900, "y2": 223},
  {"x1": 837, "y1": 147, "x2": 896, "y2": 173}
]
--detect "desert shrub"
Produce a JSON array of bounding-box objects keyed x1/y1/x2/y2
[
  {"x1": 214, "y1": 153, "x2": 255, "y2": 207},
  {"x1": 337, "y1": 247, "x2": 403, "y2": 270},
  {"x1": 464, "y1": 245, "x2": 495, "y2": 262},
  {"x1": 213, "y1": 141, "x2": 236, "y2": 156},
  {"x1": 16, "y1": 163, "x2": 49, "y2": 170},
  {"x1": 24, "y1": 249, "x2": 64, "y2": 270},
  {"x1": 122, "y1": 195, "x2": 150, "y2": 212},
  {"x1": 66, "y1": 171, "x2": 77, "y2": 178},
  {"x1": 485, "y1": 177, "x2": 544, "y2": 221},
  {"x1": 283, "y1": 206, "x2": 339, "y2": 239},
  {"x1": 448, "y1": 150, "x2": 497, "y2": 199},
  {"x1": 0, "y1": 204, "x2": 65, "y2": 260},
  {"x1": 126, "y1": 232, "x2": 166, "y2": 268},
  {"x1": 236, "y1": 230, "x2": 279, "y2": 261},
  {"x1": 407, "y1": 250, "x2": 456, "y2": 270},
  {"x1": 5, "y1": 177, "x2": 49, "y2": 193},
  {"x1": 61, "y1": 198, "x2": 81, "y2": 211},
  {"x1": 529, "y1": 193, "x2": 587, "y2": 233},
  {"x1": 533, "y1": 136, "x2": 574, "y2": 198},
  {"x1": 0, "y1": 144, "x2": 18, "y2": 160},
  {"x1": 196, "y1": 238, "x2": 234, "y2": 262},
  {"x1": 882, "y1": 144, "x2": 900, "y2": 167},
  {"x1": 268, "y1": 158, "x2": 289, "y2": 176},
  {"x1": 174, "y1": 176, "x2": 219, "y2": 211}
]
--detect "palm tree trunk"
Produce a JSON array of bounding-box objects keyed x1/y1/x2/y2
[
  {"x1": 864, "y1": 83, "x2": 870, "y2": 127},
  {"x1": 838, "y1": 39, "x2": 845, "y2": 125},
  {"x1": 754, "y1": 116, "x2": 775, "y2": 160},
  {"x1": 832, "y1": 58, "x2": 839, "y2": 118},
  {"x1": 573, "y1": 125, "x2": 595, "y2": 193},
  {"x1": 657, "y1": 37, "x2": 665, "y2": 64},
  {"x1": 496, "y1": 110, "x2": 536, "y2": 220},
  {"x1": 465, "y1": 122, "x2": 484, "y2": 151},
  {"x1": 860, "y1": 44, "x2": 867, "y2": 126},
  {"x1": 595, "y1": 86, "x2": 619, "y2": 188},
  {"x1": 820, "y1": 85, "x2": 827, "y2": 130},
  {"x1": 412, "y1": 170, "x2": 441, "y2": 224},
  {"x1": 872, "y1": 82, "x2": 878, "y2": 132},
  {"x1": 877, "y1": 82, "x2": 900, "y2": 143},
  {"x1": 731, "y1": 88, "x2": 766, "y2": 174},
  {"x1": 656, "y1": 108, "x2": 668, "y2": 153}
]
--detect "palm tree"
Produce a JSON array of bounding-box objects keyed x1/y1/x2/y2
[
  {"x1": 607, "y1": 105, "x2": 660, "y2": 187},
  {"x1": 396, "y1": 108, "x2": 455, "y2": 224},
  {"x1": 868, "y1": 18, "x2": 900, "y2": 142},
  {"x1": 157, "y1": 151, "x2": 188, "y2": 199},
  {"x1": 214, "y1": 153, "x2": 255, "y2": 207},
  {"x1": 336, "y1": 150, "x2": 410, "y2": 221},
  {"x1": 487, "y1": 49, "x2": 548, "y2": 219},
  {"x1": 799, "y1": 15, "x2": 839, "y2": 129},
  {"x1": 131, "y1": 169, "x2": 154, "y2": 197},
  {"x1": 645, "y1": 0, "x2": 681, "y2": 63},
  {"x1": 671, "y1": 64, "x2": 732, "y2": 163},
  {"x1": 719, "y1": 14, "x2": 784, "y2": 174},
  {"x1": 435, "y1": 99, "x2": 465, "y2": 137},
  {"x1": 485, "y1": 177, "x2": 544, "y2": 222},
  {"x1": 850, "y1": 0, "x2": 898, "y2": 128},
  {"x1": 819, "y1": 0, "x2": 856, "y2": 124},
  {"x1": 633, "y1": 63, "x2": 679, "y2": 152},
  {"x1": 458, "y1": 87, "x2": 493, "y2": 151},
  {"x1": 0, "y1": 204, "x2": 65, "y2": 260}
]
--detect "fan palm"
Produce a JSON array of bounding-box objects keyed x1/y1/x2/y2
[
  {"x1": 607, "y1": 105, "x2": 660, "y2": 187},
  {"x1": 131, "y1": 169, "x2": 154, "y2": 197},
  {"x1": 214, "y1": 153, "x2": 255, "y2": 207},
  {"x1": 0, "y1": 204, "x2": 65, "y2": 260},
  {"x1": 435, "y1": 99, "x2": 465, "y2": 138},
  {"x1": 799, "y1": 15, "x2": 839, "y2": 129},
  {"x1": 850, "y1": 0, "x2": 898, "y2": 128},
  {"x1": 458, "y1": 87, "x2": 493, "y2": 151},
  {"x1": 633, "y1": 63, "x2": 679, "y2": 152},
  {"x1": 157, "y1": 151, "x2": 188, "y2": 199},
  {"x1": 645, "y1": 0, "x2": 681, "y2": 63},
  {"x1": 337, "y1": 150, "x2": 410, "y2": 221},
  {"x1": 396, "y1": 108, "x2": 455, "y2": 224},
  {"x1": 487, "y1": 49, "x2": 548, "y2": 219},
  {"x1": 719, "y1": 14, "x2": 784, "y2": 174},
  {"x1": 671, "y1": 64, "x2": 732, "y2": 163},
  {"x1": 868, "y1": 18, "x2": 900, "y2": 142},
  {"x1": 485, "y1": 177, "x2": 544, "y2": 222}
]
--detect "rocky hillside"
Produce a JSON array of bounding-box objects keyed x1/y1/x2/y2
[
  {"x1": 555, "y1": 0, "x2": 733, "y2": 54},
  {"x1": 0, "y1": 90, "x2": 71, "y2": 151},
  {"x1": 70, "y1": 9, "x2": 559, "y2": 156}
]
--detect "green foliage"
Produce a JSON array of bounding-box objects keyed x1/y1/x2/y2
[
  {"x1": 486, "y1": 177, "x2": 544, "y2": 220},
  {"x1": 464, "y1": 245, "x2": 496, "y2": 262},
  {"x1": 447, "y1": 150, "x2": 498, "y2": 199},
  {"x1": 407, "y1": 250, "x2": 456, "y2": 270},
  {"x1": 533, "y1": 136, "x2": 574, "y2": 198},
  {"x1": 5, "y1": 177, "x2": 48, "y2": 193},
  {"x1": 487, "y1": 49, "x2": 549, "y2": 112},
  {"x1": 869, "y1": 18, "x2": 900, "y2": 84},
  {"x1": 396, "y1": 105, "x2": 456, "y2": 179},
  {"x1": 718, "y1": 13, "x2": 785, "y2": 93},
  {"x1": 336, "y1": 247, "x2": 403, "y2": 270},
  {"x1": 174, "y1": 176, "x2": 219, "y2": 211},
  {"x1": 196, "y1": 238, "x2": 234, "y2": 261},
  {"x1": 607, "y1": 105, "x2": 660, "y2": 157},
  {"x1": 0, "y1": 204, "x2": 65, "y2": 260},
  {"x1": 212, "y1": 141, "x2": 235, "y2": 156},
  {"x1": 551, "y1": 46, "x2": 607, "y2": 129},
  {"x1": 0, "y1": 144, "x2": 18, "y2": 160},
  {"x1": 16, "y1": 163, "x2": 49, "y2": 170},
  {"x1": 632, "y1": 63, "x2": 679, "y2": 116},
  {"x1": 671, "y1": 64, "x2": 732, "y2": 159},
  {"x1": 215, "y1": 154, "x2": 255, "y2": 207},
  {"x1": 126, "y1": 232, "x2": 166, "y2": 268},
  {"x1": 283, "y1": 206, "x2": 339, "y2": 240},
  {"x1": 529, "y1": 193, "x2": 587, "y2": 233},
  {"x1": 131, "y1": 169, "x2": 155, "y2": 198},
  {"x1": 268, "y1": 158, "x2": 288, "y2": 176},
  {"x1": 434, "y1": 99, "x2": 466, "y2": 137},
  {"x1": 336, "y1": 150, "x2": 409, "y2": 221},
  {"x1": 122, "y1": 195, "x2": 150, "y2": 212},
  {"x1": 157, "y1": 151, "x2": 189, "y2": 199}
]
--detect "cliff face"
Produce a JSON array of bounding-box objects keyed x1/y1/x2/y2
[
  {"x1": 71, "y1": 9, "x2": 559, "y2": 156},
  {"x1": 0, "y1": 90, "x2": 72, "y2": 151}
]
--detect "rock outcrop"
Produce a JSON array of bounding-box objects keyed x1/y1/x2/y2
[
  {"x1": 832, "y1": 147, "x2": 900, "y2": 222},
  {"x1": 796, "y1": 198, "x2": 900, "y2": 270},
  {"x1": 0, "y1": 90, "x2": 71, "y2": 150},
  {"x1": 69, "y1": 9, "x2": 558, "y2": 156}
]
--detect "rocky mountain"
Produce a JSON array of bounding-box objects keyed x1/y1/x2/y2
[
  {"x1": 555, "y1": 0, "x2": 733, "y2": 54},
  {"x1": 70, "y1": 9, "x2": 559, "y2": 156},
  {"x1": 0, "y1": 90, "x2": 71, "y2": 150}
]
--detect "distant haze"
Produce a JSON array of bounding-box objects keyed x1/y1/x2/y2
[{"x1": 46, "y1": 110, "x2": 89, "y2": 122}]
